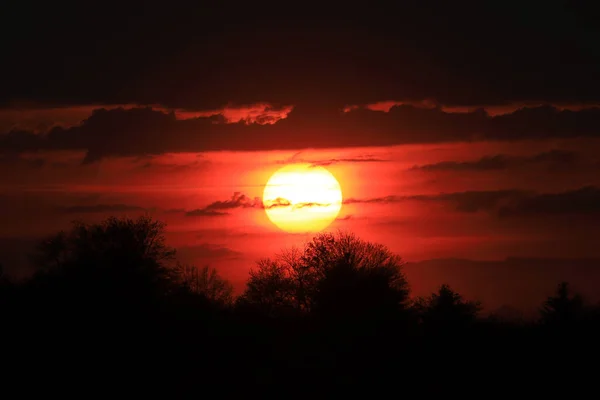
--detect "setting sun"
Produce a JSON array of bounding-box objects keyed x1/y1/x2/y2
[{"x1": 262, "y1": 163, "x2": 343, "y2": 233}]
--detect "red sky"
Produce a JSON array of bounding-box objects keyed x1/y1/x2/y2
[
  {"x1": 2, "y1": 2, "x2": 600, "y2": 314},
  {"x1": 2, "y1": 104, "x2": 600, "y2": 315}
]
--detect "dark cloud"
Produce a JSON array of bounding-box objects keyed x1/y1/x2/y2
[
  {"x1": 411, "y1": 150, "x2": 581, "y2": 172},
  {"x1": 498, "y1": 186, "x2": 600, "y2": 217},
  {"x1": 2, "y1": 105, "x2": 600, "y2": 161},
  {"x1": 309, "y1": 157, "x2": 388, "y2": 167},
  {"x1": 2, "y1": 3, "x2": 599, "y2": 108},
  {"x1": 414, "y1": 155, "x2": 511, "y2": 172},
  {"x1": 185, "y1": 209, "x2": 229, "y2": 217},
  {"x1": 423, "y1": 190, "x2": 526, "y2": 214},
  {"x1": 202, "y1": 192, "x2": 261, "y2": 211},
  {"x1": 344, "y1": 196, "x2": 402, "y2": 205},
  {"x1": 58, "y1": 204, "x2": 145, "y2": 214},
  {"x1": 345, "y1": 186, "x2": 600, "y2": 217},
  {"x1": 345, "y1": 190, "x2": 524, "y2": 213},
  {"x1": 136, "y1": 159, "x2": 209, "y2": 173},
  {"x1": 276, "y1": 153, "x2": 389, "y2": 167},
  {"x1": 185, "y1": 192, "x2": 262, "y2": 217},
  {"x1": 291, "y1": 202, "x2": 331, "y2": 210},
  {"x1": 264, "y1": 198, "x2": 291, "y2": 210},
  {"x1": 184, "y1": 193, "x2": 335, "y2": 217},
  {"x1": 428, "y1": 186, "x2": 600, "y2": 217}
]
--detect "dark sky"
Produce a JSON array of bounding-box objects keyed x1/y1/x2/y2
[{"x1": 2, "y1": 1, "x2": 599, "y2": 108}]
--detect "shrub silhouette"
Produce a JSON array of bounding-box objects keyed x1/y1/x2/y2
[
  {"x1": 539, "y1": 281, "x2": 585, "y2": 326},
  {"x1": 414, "y1": 284, "x2": 481, "y2": 330},
  {"x1": 238, "y1": 231, "x2": 410, "y2": 321}
]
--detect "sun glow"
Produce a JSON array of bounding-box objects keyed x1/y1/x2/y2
[{"x1": 262, "y1": 163, "x2": 343, "y2": 233}]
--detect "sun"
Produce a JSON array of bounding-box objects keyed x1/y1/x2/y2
[{"x1": 262, "y1": 163, "x2": 343, "y2": 233}]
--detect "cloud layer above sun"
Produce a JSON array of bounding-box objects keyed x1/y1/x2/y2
[{"x1": 2, "y1": 103, "x2": 600, "y2": 163}]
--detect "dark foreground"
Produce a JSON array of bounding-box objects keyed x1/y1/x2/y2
[{"x1": 1, "y1": 216, "x2": 598, "y2": 396}]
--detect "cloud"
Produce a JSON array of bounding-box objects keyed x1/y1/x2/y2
[
  {"x1": 344, "y1": 186, "x2": 600, "y2": 217},
  {"x1": 185, "y1": 209, "x2": 229, "y2": 217},
  {"x1": 344, "y1": 196, "x2": 402, "y2": 205},
  {"x1": 413, "y1": 155, "x2": 512, "y2": 171},
  {"x1": 0, "y1": 103, "x2": 293, "y2": 133},
  {"x1": 497, "y1": 186, "x2": 600, "y2": 217},
  {"x1": 2, "y1": 105, "x2": 600, "y2": 161},
  {"x1": 202, "y1": 103, "x2": 293, "y2": 125},
  {"x1": 263, "y1": 197, "x2": 291, "y2": 209},
  {"x1": 185, "y1": 192, "x2": 263, "y2": 217},
  {"x1": 308, "y1": 157, "x2": 389, "y2": 167},
  {"x1": 202, "y1": 192, "x2": 261, "y2": 210},
  {"x1": 184, "y1": 192, "x2": 336, "y2": 217},
  {"x1": 58, "y1": 204, "x2": 145, "y2": 214},
  {"x1": 291, "y1": 202, "x2": 331, "y2": 210},
  {"x1": 135, "y1": 158, "x2": 209, "y2": 173},
  {"x1": 276, "y1": 152, "x2": 389, "y2": 167},
  {"x1": 345, "y1": 191, "x2": 524, "y2": 214},
  {"x1": 339, "y1": 104, "x2": 600, "y2": 144},
  {"x1": 422, "y1": 187, "x2": 600, "y2": 217},
  {"x1": 351, "y1": 100, "x2": 600, "y2": 117},
  {"x1": 421, "y1": 190, "x2": 528, "y2": 214},
  {"x1": 411, "y1": 150, "x2": 583, "y2": 172}
]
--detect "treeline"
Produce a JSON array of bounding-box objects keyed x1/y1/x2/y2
[{"x1": 0, "y1": 216, "x2": 598, "y2": 395}]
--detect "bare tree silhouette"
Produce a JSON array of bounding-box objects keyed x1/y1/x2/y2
[{"x1": 237, "y1": 231, "x2": 410, "y2": 320}]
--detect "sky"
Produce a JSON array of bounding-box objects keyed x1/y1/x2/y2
[{"x1": 1, "y1": 2, "x2": 600, "y2": 313}]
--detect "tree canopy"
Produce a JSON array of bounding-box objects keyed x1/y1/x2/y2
[{"x1": 238, "y1": 231, "x2": 410, "y2": 321}]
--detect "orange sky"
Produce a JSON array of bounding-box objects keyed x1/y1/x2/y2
[
  {"x1": 3, "y1": 3, "x2": 600, "y2": 317},
  {"x1": 3, "y1": 135, "x2": 600, "y2": 304},
  {"x1": 1, "y1": 100, "x2": 600, "y2": 317}
]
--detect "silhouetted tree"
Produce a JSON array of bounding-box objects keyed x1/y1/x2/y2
[
  {"x1": 177, "y1": 263, "x2": 234, "y2": 305},
  {"x1": 32, "y1": 230, "x2": 69, "y2": 270},
  {"x1": 34, "y1": 215, "x2": 175, "y2": 273},
  {"x1": 236, "y1": 250, "x2": 306, "y2": 318},
  {"x1": 539, "y1": 282, "x2": 584, "y2": 326},
  {"x1": 238, "y1": 231, "x2": 410, "y2": 321},
  {"x1": 414, "y1": 284, "x2": 481, "y2": 330},
  {"x1": 22, "y1": 215, "x2": 192, "y2": 323}
]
